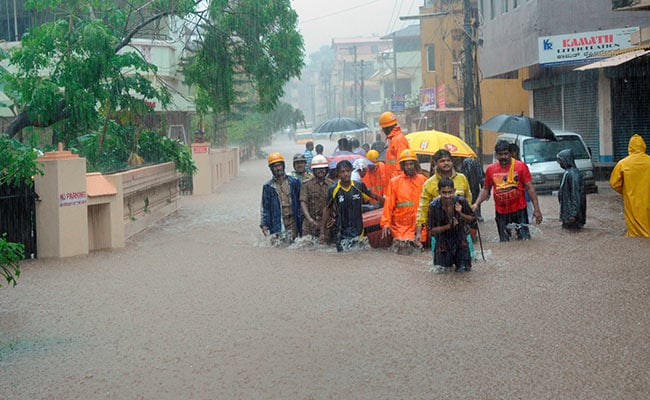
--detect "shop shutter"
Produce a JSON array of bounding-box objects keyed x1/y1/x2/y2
[
  {"x1": 563, "y1": 80, "x2": 599, "y2": 161},
  {"x1": 611, "y1": 76, "x2": 650, "y2": 161},
  {"x1": 533, "y1": 86, "x2": 562, "y2": 130}
]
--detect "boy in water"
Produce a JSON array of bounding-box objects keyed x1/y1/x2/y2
[{"x1": 427, "y1": 178, "x2": 475, "y2": 272}]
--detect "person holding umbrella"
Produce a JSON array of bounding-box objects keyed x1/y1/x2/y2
[
  {"x1": 472, "y1": 140, "x2": 543, "y2": 242},
  {"x1": 379, "y1": 111, "x2": 409, "y2": 180}
]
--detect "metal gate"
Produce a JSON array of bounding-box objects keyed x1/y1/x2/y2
[
  {"x1": 611, "y1": 74, "x2": 650, "y2": 161},
  {"x1": 0, "y1": 182, "x2": 37, "y2": 258}
]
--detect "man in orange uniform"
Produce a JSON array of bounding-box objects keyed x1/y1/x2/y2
[
  {"x1": 380, "y1": 149, "x2": 427, "y2": 253},
  {"x1": 378, "y1": 111, "x2": 410, "y2": 180},
  {"x1": 362, "y1": 149, "x2": 387, "y2": 203}
]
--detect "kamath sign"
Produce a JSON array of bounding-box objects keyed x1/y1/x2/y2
[{"x1": 538, "y1": 27, "x2": 639, "y2": 66}]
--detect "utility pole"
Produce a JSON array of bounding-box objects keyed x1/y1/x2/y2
[
  {"x1": 341, "y1": 59, "x2": 346, "y2": 116},
  {"x1": 360, "y1": 60, "x2": 365, "y2": 141},
  {"x1": 462, "y1": 0, "x2": 476, "y2": 150},
  {"x1": 393, "y1": 32, "x2": 398, "y2": 96},
  {"x1": 461, "y1": 0, "x2": 483, "y2": 155},
  {"x1": 401, "y1": 5, "x2": 483, "y2": 155},
  {"x1": 352, "y1": 45, "x2": 358, "y2": 119}
]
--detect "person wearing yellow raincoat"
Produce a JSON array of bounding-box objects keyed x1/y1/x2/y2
[
  {"x1": 380, "y1": 149, "x2": 427, "y2": 251},
  {"x1": 415, "y1": 149, "x2": 472, "y2": 244},
  {"x1": 609, "y1": 134, "x2": 650, "y2": 237}
]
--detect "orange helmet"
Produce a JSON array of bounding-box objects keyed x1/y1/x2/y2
[
  {"x1": 399, "y1": 149, "x2": 417, "y2": 164},
  {"x1": 366, "y1": 149, "x2": 380, "y2": 162},
  {"x1": 379, "y1": 111, "x2": 397, "y2": 128},
  {"x1": 267, "y1": 152, "x2": 285, "y2": 166}
]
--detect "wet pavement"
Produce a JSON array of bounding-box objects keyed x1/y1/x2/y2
[{"x1": 1, "y1": 135, "x2": 649, "y2": 399}]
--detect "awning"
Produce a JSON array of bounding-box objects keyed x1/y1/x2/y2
[{"x1": 574, "y1": 49, "x2": 650, "y2": 71}]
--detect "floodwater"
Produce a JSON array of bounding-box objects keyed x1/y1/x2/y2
[{"x1": 1, "y1": 135, "x2": 649, "y2": 399}]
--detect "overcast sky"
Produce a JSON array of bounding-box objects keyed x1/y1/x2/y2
[{"x1": 290, "y1": 0, "x2": 421, "y2": 56}]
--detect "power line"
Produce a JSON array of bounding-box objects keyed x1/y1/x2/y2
[{"x1": 299, "y1": 0, "x2": 384, "y2": 24}]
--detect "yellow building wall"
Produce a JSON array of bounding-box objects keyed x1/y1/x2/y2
[
  {"x1": 479, "y1": 69, "x2": 530, "y2": 157},
  {"x1": 420, "y1": 8, "x2": 464, "y2": 108}
]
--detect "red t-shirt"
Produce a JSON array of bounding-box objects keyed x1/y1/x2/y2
[{"x1": 484, "y1": 160, "x2": 531, "y2": 214}]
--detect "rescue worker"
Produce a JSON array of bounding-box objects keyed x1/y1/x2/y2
[
  {"x1": 362, "y1": 149, "x2": 387, "y2": 203},
  {"x1": 609, "y1": 134, "x2": 650, "y2": 237},
  {"x1": 322, "y1": 160, "x2": 384, "y2": 252},
  {"x1": 291, "y1": 153, "x2": 313, "y2": 183},
  {"x1": 557, "y1": 149, "x2": 586, "y2": 230},
  {"x1": 380, "y1": 149, "x2": 427, "y2": 254},
  {"x1": 378, "y1": 111, "x2": 410, "y2": 180},
  {"x1": 300, "y1": 155, "x2": 335, "y2": 240},
  {"x1": 260, "y1": 152, "x2": 302, "y2": 242},
  {"x1": 415, "y1": 149, "x2": 472, "y2": 244}
]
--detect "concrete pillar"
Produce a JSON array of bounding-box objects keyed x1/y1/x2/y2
[
  {"x1": 34, "y1": 144, "x2": 89, "y2": 258},
  {"x1": 191, "y1": 142, "x2": 212, "y2": 195}
]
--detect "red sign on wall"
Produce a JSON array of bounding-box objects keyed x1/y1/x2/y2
[{"x1": 192, "y1": 146, "x2": 209, "y2": 154}]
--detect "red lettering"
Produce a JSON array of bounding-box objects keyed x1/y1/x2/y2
[{"x1": 563, "y1": 35, "x2": 614, "y2": 48}]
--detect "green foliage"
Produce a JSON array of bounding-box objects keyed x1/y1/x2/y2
[
  {"x1": 73, "y1": 124, "x2": 196, "y2": 176},
  {"x1": 0, "y1": 133, "x2": 43, "y2": 186},
  {"x1": 267, "y1": 102, "x2": 306, "y2": 133},
  {"x1": 0, "y1": 234, "x2": 24, "y2": 288},
  {"x1": 2, "y1": 0, "x2": 304, "y2": 171},
  {"x1": 183, "y1": 0, "x2": 305, "y2": 114},
  {"x1": 138, "y1": 130, "x2": 196, "y2": 176},
  {"x1": 227, "y1": 113, "x2": 269, "y2": 149}
]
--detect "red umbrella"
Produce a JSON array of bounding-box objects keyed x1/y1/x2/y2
[{"x1": 326, "y1": 153, "x2": 363, "y2": 169}]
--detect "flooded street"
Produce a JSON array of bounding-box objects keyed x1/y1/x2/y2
[{"x1": 1, "y1": 135, "x2": 649, "y2": 399}]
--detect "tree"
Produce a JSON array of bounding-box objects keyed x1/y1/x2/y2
[
  {"x1": 1, "y1": 0, "x2": 304, "y2": 146},
  {"x1": 183, "y1": 0, "x2": 304, "y2": 145}
]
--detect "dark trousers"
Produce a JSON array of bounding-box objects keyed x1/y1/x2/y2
[{"x1": 495, "y1": 208, "x2": 530, "y2": 242}]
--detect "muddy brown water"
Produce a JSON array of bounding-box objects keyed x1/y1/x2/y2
[{"x1": 1, "y1": 136, "x2": 649, "y2": 399}]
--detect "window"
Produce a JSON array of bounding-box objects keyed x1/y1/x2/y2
[
  {"x1": 503, "y1": 0, "x2": 509, "y2": 13},
  {"x1": 490, "y1": 0, "x2": 496, "y2": 19},
  {"x1": 426, "y1": 45, "x2": 435, "y2": 72}
]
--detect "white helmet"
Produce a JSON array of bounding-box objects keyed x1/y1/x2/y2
[{"x1": 310, "y1": 155, "x2": 329, "y2": 169}]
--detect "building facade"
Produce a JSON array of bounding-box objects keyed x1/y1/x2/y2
[{"x1": 478, "y1": 0, "x2": 650, "y2": 162}]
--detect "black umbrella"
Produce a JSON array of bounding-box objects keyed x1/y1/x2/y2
[
  {"x1": 312, "y1": 117, "x2": 369, "y2": 138},
  {"x1": 480, "y1": 114, "x2": 556, "y2": 141}
]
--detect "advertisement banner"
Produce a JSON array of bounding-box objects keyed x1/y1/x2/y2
[
  {"x1": 391, "y1": 94, "x2": 405, "y2": 113},
  {"x1": 437, "y1": 84, "x2": 446, "y2": 109},
  {"x1": 538, "y1": 27, "x2": 639, "y2": 66},
  {"x1": 419, "y1": 87, "x2": 436, "y2": 112}
]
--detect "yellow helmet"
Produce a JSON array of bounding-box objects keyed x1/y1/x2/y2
[
  {"x1": 366, "y1": 149, "x2": 380, "y2": 162},
  {"x1": 267, "y1": 152, "x2": 285, "y2": 166},
  {"x1": 379, "y1": 111, "x2": 397, "y2": 128},
  {"x1": 399, "y1": 149, "x2": 417, "y2": 164}
]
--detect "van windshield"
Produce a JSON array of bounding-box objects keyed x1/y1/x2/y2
[{"x1": 522, "y1": 136, "x2": 591, "y2": 163}]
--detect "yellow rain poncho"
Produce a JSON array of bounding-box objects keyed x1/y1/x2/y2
[{"x1": 609, "y1": 134, "x2": 650, "y2": 237}]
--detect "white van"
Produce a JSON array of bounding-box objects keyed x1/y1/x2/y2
[{"x1": 495, "y1": 131, "x2": 598, "y2": 194}]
